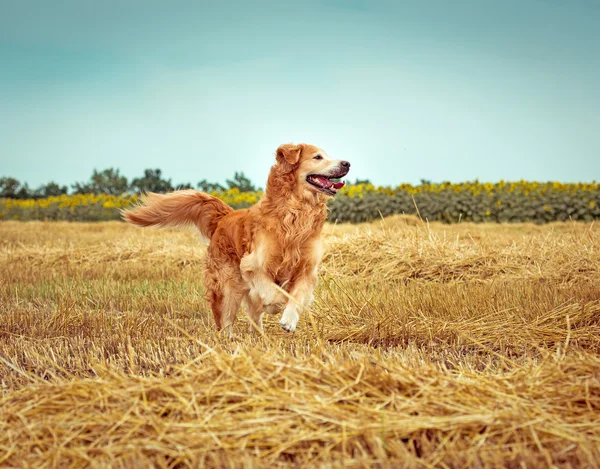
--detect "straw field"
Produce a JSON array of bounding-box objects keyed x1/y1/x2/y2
[{"x1": 1, "y1": 217, "x2": 599, "y2": 467}]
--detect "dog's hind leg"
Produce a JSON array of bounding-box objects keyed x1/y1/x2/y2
[
  {"x1": 221, "y1": 285, "x2": 244, "y2": 339},
  {"x1": 206, "y1": 282, "x2": 244, "y2": 339},
  {"x1": 204, "y1": 259, "x2": 244, "y2": 338},
  {"x1": 243, "y1": 293, "x2": 264, "y2": 333}
]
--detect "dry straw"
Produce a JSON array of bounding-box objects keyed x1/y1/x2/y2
[{"x1": 1, "y1": 218, "x2": 599, "y2": 467}]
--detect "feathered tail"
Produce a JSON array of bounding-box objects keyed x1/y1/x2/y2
[{"x1": 122, "y1": 190, "x2": 233, "y2": 239}]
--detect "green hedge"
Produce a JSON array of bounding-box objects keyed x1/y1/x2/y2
[
  {"x1": 1, "y1": 182, "x2": 598, "y2": 224},
  {"x1": 328, "y1": 187, "x2": 600, "y2": 223}
]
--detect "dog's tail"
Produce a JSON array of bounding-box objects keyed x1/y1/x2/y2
[{"x1": 122, "y1": 190, "x2": 233, "y2": 239}]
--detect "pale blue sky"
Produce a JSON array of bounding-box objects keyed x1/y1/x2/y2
[{"x1": 1, "y1": 0, "x2": 599, "y2": 189}]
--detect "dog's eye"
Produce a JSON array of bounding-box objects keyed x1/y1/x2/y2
[{"x1": 313, "y1": 155, "x2": 323, "y2": 160}]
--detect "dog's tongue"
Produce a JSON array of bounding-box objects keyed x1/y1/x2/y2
[{"x1": 311, "y1": 176, "x2": 346, "y2": 191}]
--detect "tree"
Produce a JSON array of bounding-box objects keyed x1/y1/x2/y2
[
  {"x1": 130, "y1": 169, "x2": 173, "y2": 194},
  {"x1": 174, "y1": 182, "x2": 194, "y2": 190},
  {"x1": 0, "y1": 177, "x2": 22, "y2": 198},
  {"x1": 226, "y1": 172, "x2": 256, "y2": 192},
  {"x1": 0, "y1": 177, "x2": 32, "y2": 199},
  {"x1": 72, "y1": 168, "x2": 129, "y2": 195},
  {"x1": 197, "y1": 179, "x2": 225, "y2": 193},
  {"x1": 32, "y1": 182, "x2": 68, "y2": 198},
  {"x1": 354, "y1": 178, "x2": 371, "y2": 185}
]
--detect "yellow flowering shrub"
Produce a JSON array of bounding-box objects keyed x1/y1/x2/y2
[
  {"x1": 1, "y1": 181, "x2": 598, "y2": 223},
  {"x1": 329, "y1": 181, "x2": 600, "y2": 223}
]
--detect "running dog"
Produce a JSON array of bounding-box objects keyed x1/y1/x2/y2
[{"x1": 123, "y1": 143, "x2": 350, "y2": 335}]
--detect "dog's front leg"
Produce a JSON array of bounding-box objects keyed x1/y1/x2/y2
[
  {"x1": 240, "y1": 253, "x2": 286, "y2": 306},
  {"x1": 279, "y1": 273, "x2": 317, "y2": 332},
  {"x1": 245, "y1": 272, "x2": 287, "y2": 307}
]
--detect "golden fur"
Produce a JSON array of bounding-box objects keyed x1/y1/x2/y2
[{"x1": 123, "y1": 143, "x2": 350, "y2": 335}]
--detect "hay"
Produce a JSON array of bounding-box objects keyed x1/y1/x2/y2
[
  {"x1": 1, "y1": 220, "x2": 599, "y2": 467},
  {"x1": 324, "y1": 218, "x2": 600, "y2": 283},
  {"x1": 2, "y1": 350, "x2": 599, "y2": 467}
]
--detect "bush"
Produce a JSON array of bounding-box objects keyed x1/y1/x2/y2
[
  {"x1": 0, "y1": 189, "x2": 264, "y2": 222},
  {"x1": 1, "y1": 182, "x2": 598, "y2": 224},
  {"x1": 328, "y1": 181, "x2": 600, "y2": 224}
]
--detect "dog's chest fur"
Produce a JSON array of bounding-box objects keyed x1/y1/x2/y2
[
  {"x1": 240, "y1": 209, "x2": 325, "y2": 291},
  {"x1": 238, "y1": 184, "x2": 329, "y2": 297},
  {"x1": 255, "y1": 228, "x2": 321, "y2": 286}
]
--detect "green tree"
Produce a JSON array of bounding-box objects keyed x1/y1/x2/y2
[
  {"x1": 130, "y1": 169, "x2": 173, "y2": 194},
  {"x1": 175, "y1": 182, "x2": 194, "y2": 190},
  {"x1": 226, "y1": 172, "x2": 256, "y2": 192},
  {"x1": 32, "y1": 182, "x2": 68, "y2": 198},
  {"x1": 354, "y1": 178, "x2": 371, "y2": 185},
  {"x1": 72, "y1": 168, "x2": 129, "y2": 195},
  {"x1": 0, "y1": 177, "x2": 32, "y2": 199},
  {"x1": 0, "y1": 177, "x2": 21, "y2": 198},
  {"x1": 197, "y1": 179, "x2": 226, "y2": 192}
]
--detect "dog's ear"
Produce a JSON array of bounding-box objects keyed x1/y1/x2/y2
[{"x1": 276, "y1": 144, "x2": 303, "y2": 165}]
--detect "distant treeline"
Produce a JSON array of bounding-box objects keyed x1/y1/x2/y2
[
  {"x1": 2, "y1": 179, "x2": 599, "y2": 224},
  {"x1": 2, "y1": 170, "x2": 598, "y2": 224},
  {"x1": 0, "y1": 168, "x2": 266, "y2": 199}
]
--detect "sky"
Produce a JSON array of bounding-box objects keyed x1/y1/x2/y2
[{"x1": 1, "y1": 0, "x2": 599, "y2": 190}]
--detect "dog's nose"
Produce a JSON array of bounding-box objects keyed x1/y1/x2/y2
[{"x1": 340, "y1": 161, "x2": 351, "y2": 168}]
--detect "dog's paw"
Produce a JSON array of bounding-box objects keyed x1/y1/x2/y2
[
  {"x1": 261, "y1": 289, "x2": 286, "y2": 306},
  {"x1": 279, "y1": 307, "x2": 299, "y2": 333}
]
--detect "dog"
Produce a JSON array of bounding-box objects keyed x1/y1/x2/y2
[{"x1": 122, "y1": 143, "x2": 350, "y2": 336}]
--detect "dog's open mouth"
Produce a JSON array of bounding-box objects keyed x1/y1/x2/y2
[{"x1": 306, "y1": 175, "x2": 346, "y2": 196}]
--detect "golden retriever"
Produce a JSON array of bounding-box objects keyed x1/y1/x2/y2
[{"x1": 122, "y1": 143, "x2": 350, "y2": 335}]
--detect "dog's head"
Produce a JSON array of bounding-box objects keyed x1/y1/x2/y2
[{"x1": 275, "y1": 143, "x2": 350, "y2": 197}]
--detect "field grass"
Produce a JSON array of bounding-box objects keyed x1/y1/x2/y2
[{"x1": 1, "y1": 217, "x2": 599, "y2": 467}]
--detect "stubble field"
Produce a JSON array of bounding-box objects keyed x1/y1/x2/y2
[{"x1": 1, "y1": 217, "x2": 599, "y2": 468}]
